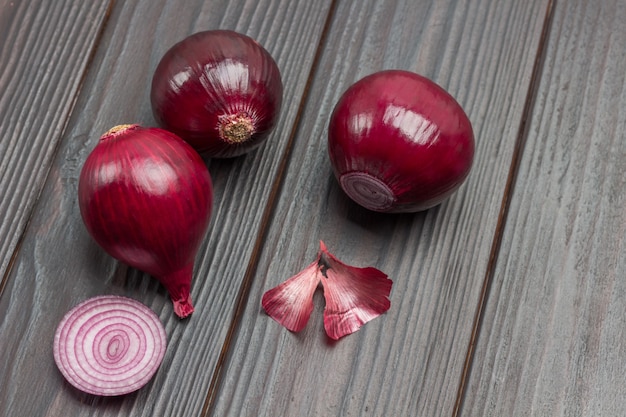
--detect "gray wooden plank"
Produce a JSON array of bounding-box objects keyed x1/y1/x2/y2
[
  {"x1": 0, "y1": 0, "x2": 112, "y2": 288},
  {"x1": 210, "y1": 0, "x2": 552, "y2": 416},
  {"x1": 0, "y1": 0, "x2": 332, "y2": 416},
  {"x1": 461, "y1": 0, "x2": 626, "y2": 415}
]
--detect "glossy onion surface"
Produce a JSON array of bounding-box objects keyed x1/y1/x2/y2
[
  {"x1": 150, "y1": 30, "x2": 283, "y2": 158},
  {"x1": 78, "y1": 125, "x2": 213, "y2": 318},
  {"x1": 328, "y1": 70, "x2": 475, "y2": 212}
]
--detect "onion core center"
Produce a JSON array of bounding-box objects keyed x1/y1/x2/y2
[
  {"x1": 339, "y1": 172, "x2": 396, "y2": 211},
  {"x1": 107, "y1": 336, "x2": 123, "y2": 358},
  {"x1": 218, "y1": 113, "x2": 254, "y2": 144}
]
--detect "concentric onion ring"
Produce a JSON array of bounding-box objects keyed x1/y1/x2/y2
[
  {"x1": 339, "y1": 172, "x2": 396, "y2": 211},
  {"x1": 53, "y1": 295, "x2": 167, "y2": 396}
]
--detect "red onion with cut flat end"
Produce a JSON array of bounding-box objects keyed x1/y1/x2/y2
[
  {"x1": 150, "y1": 30, "x2": 283, "y2": 158},
  {"x1": 53, "y1": 295, "x2": 167, "y2": 396},
  {"x1": 78, "y1": 125, "x2": 213, "y2": 318},
  {"x1": 328, "y1": 70, "x2": 475, "y2": 213}
]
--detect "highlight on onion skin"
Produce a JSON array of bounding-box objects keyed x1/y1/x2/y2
[
  {"x1": 328, "y1": 70, "x2": 475, "y2": 213},
  {"x1": 150, "y1": 30, "x2": 283, "y2": 158},
  {"x1": 262, "y1": 241, "x2": 393, "y2": 340},
  {"x1": 53, "y1": 295, "x2": 167, "y2": 396},
  {"x1": 78, "y1": 125, "x2": 213, "y2": 318}
]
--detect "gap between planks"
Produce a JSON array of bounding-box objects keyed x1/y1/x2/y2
[
  {"x1": 0, "y1": 0, "x2": 116, "y2": 300},
  {"x1": 200, "y1": 1, "x2": 340, "y2": 415},
  {"x1": 452, "y1": 0, "x2": 557, "y2": 416}
]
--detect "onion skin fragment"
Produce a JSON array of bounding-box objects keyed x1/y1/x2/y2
[
  {"x1": 261, "y1": 260, "x2": 319, "y2": 333},
  {"x1": 318, "y1": 242, "x2": 392, "y2": 340},
  {"x1": 262, "y1": 241, "x2": 393, "y2": 340},
  {"x1": 328, "y1": 70, "x2": 475, "y2": 212},
  {"x1": 53, "y1": 295, "x2": 167, "y2": 396},
  {"x1": 150, "y1": 30, "x2": 283, "y2": 158},
  {"x1": 78, "y1": 125, "x2": 213, "y2": 318}
]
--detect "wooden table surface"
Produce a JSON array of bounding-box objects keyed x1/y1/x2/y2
[{"x1": 2, "y1": 0, "x2": 625, "y2": 416}]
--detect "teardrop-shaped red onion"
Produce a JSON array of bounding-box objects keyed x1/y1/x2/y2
[
  {"x1": 53, "y1": 295, "x2": 167, "y2": 396},
  {"x1": 150, "y1": 30, "x2": 283, "y2": 158},
  {"x1": 328, "y1": 70, "x2": 475, "y2": 212},
  {"x1": 78, "y1": 125, "x2": 213, "y2": 318}
]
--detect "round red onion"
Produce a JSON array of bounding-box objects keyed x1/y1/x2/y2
[
  {"x1": 328, "y1": 70, "x2": 475, "y2": 212},
  {"x1": 53, "y1": 295, "x2": 167, "y2": 396},
  {"x1": 78, "y1": 125, "x2": 213, "y2": 318},
  {"x1": 150, "y1": 30, "x2": 283, "y2": 158}
]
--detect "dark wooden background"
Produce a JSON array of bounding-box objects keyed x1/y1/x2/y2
[{"x1": 1, "y1": 0, "x2": 625, "y2": 416}]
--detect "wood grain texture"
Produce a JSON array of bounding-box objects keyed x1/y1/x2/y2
[
  {"x1": 0, "y1": 0, "x2": 112, "y2": 289},
  {"x1": 0, "y1": 0, "x2": 332, "y2": 416},
  {"x1": 209, "y1": 1, "x2": 552, "y2": 416},
  {"x1": 461, "y1": 0, "x2": 626, "y2": 415}
]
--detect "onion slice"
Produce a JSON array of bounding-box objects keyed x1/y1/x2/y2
[
  {"x1": 53, "y1": 295, "x2": 167, "y2": 396},
  {"x1": 262, "y1": 242, "x2": 393, "y2": 340}
]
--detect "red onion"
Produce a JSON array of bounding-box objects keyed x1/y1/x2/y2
[
  {"x1": 150, "y1": 30, "x2": 283, "y2": 158},
  {"x1": 262, "y1": 241, "x2": 393, "y2": 340},
  {"x1": 53, "y1": 295, "x2": 167, "y2": 396},
  {"x1": 328, "y1": 70, "x2": 475, "y2": 212},
  {"x1": 78, "y1": 125, "x2": 213, "y2": 318}
]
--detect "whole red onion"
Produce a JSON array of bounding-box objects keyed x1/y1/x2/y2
[
  {"x1": 328, "y1": 70, "x2": 475, "y2": 212},
  {"x1": 150, "y1": 30, "x2": 283, "y2": 158},
  {"x1": 78, "y1": 125, "x2": 213, "y2": 318}
]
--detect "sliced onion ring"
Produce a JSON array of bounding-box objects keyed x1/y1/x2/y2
[{"x1": 53, "y1": 295, "x2": 167, "y2": 396}]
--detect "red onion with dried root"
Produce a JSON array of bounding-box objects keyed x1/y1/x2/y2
[
  {"x1": 262, "y1": 242, "x2": 393, "y2": 340},
  {"x1": 78, "y1": 125, "x2": 213, "y2": 318},
  {"x1": 151, "y1": 30, "x2": 283, "y2": 158},
  {"x1": 328, "y1": 70, "x2": 475, "y2": 212},
  {"x1": 53, "y1": 296, "x2": 167, "y2": 396}
]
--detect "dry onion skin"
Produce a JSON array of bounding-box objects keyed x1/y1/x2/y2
[
  {"x1": 53, "y1": 295, "x2": 167, "y2": 396},
  {"x1": 262, "y1": 241, "x2": 393, "y2": 340}
]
